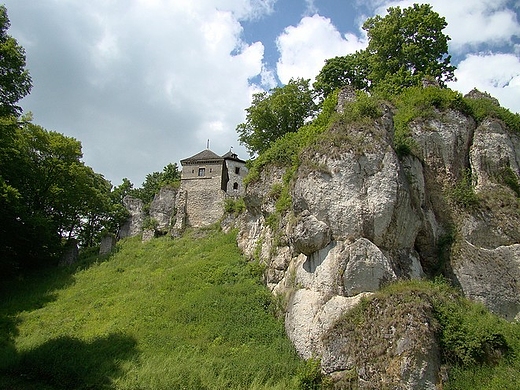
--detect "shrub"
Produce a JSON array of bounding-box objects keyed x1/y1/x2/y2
[
  {"x1": 392, "y1": 86, "x2": 468, "y2": 156},
  {"x1": 296, "y1": 358, "x2": 330, "y2": 390},
  {"x1": 224, "y1": 197, "x2": 246, "y2": 216},
  {"x1": 341, "y1": 91, "x2": 382, "y2": 123},
  {"x1": 465, "y1": 97, "x2": 520, "y2": 133},
  {"x1": 449, "y1": 170, "x2": 479, "y2": 208}
]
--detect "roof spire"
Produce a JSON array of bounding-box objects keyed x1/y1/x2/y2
[{"x1": 207, "y1": 139, "x2": 210, "y2": 149}]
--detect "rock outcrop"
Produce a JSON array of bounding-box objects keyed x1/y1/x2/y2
[
  {"x1": 119, "y1": 196, "x2": 145, "y2": 238},
  {"x1": 235, "y1": 86, "x2": 520, "y2": 387},
  {"x1": 149, "y1": 186, "x2": 177, "y2": 232}
]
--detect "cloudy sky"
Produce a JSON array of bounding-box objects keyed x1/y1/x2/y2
[{"x1": 3, "y1": 0, "x2": 520, "y2": 186}]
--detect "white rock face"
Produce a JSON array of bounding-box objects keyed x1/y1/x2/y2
[
  {"x1": 470, "y1": 118, "x2": 520, "y2": 189},
  {"x1": 149, "y1": 186, "x2": 177, "y2": 231},
  {"x1": 235, "y1": 88, "x2": 520, "y2": 387},
  {"x1": 119, "y1": 196, "x2": 144, "y2": 238},
  {"x1": 292, "y1": 210, "x2": 331, "y2": 256}
]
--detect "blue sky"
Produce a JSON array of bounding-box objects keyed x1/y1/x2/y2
[{"x1": 2, "y1": 0, "x2": 519, "y2": 186}]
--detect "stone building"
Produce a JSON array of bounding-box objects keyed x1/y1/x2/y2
[{"x1": 174, "y1": 148, "x2": 248, "y2": 229}]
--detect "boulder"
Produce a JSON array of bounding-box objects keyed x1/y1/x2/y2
[
  {"x1": 99, "y1": 234, "x2": 116, "y2": 256},
  {"x1": 292, "y1": 210, "x2": 331, "y2": 256}
]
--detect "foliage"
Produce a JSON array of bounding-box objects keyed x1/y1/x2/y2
[
  {"x1": 0, "y1": 120, "x2": 116, "y2": 274},
  {"x1": 296, "y1": 358, "x2": 330, "y2": 390},
  {"x1": 341, "y1": 91, "x2": 383, "y2": 123},
  {"x1": 131, "y1": 162, "x2": 181, "y2": 205},
  {"x1": 364, "y1": 4, "x2": 455, "y2": 95},
  {"x1": 314, "y1": 3, "x2": 456, "y2": 100},
  {"x1": 0, "y1": 229, "x2": 306, "y2": 389},
  {"x1": 237, "y1": 78, "x2": 318, "y2": 155},
  {"x1": 142, "y1": 216, "x2": 159, "y2": 231},
  {"x1": 224, "y1": 197, "x2": 246, "y2": 216},
  {"x1": 392, "y1": 86, "x2": 468, "y2": 156},
  {"x1": 0, "y1": 6, "x2": 32, "y2": 116},
  {"x1": 464, "y1": 94, "x2": 520, "y2": 133},
  {"x1": 313, "y1": 52, "x2": 369, "y2": 100},
  {"x1": 498, "y1": 167, "x2": 520, "y2": 197},
  {"x1": 449, "y1": 170, "x2": 479, "y2": 208},
  {"x1": 245, "y1": 90, "x2": 340, "y2": 185}
]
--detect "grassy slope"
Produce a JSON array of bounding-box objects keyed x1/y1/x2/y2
[{"x1": 0, "y1": 228, "x2": 304, "y2": 390}]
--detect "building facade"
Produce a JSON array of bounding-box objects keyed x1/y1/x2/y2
[{"x1": 176, "y1": 148, "x2": 247, "y2": 228}]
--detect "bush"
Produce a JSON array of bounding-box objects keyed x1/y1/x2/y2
[
  {"x1": 465, "y1": 97, "x2": 520, "y2": 133},
  {"x1": 224, "y1": 197, "x2": 246, "y2": 216},
  {"x1": 296, "y1": 358, "x2": 330, "y2": 390},
  {"x1": 392, "y1": 86, "x2": 468, "y2": 156},
  {"x1": 341, "y1": 91, "x2": 382, "y2": 123},
  {"x1": 449, "y1": 170, "x2": 479, "y2": 208}
]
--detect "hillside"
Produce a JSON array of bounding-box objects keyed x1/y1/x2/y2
[{"x1": 0, "y1": 228, "x2": 311, "y2": 390}]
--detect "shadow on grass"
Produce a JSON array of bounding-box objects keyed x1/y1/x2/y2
[
  {"x1": 1, "y1": 333, "x2": 138, "y2": 389},
  {"x1": 0, "y1": 250, "x2": 132, "y2": 389}
]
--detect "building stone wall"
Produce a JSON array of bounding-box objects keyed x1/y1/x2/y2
[
  {"x1": 181, "y1": 160, "x2": 223, "y2": 181},
  {"x1": 224, "y1": 159, "x2": 248, "y2": 196},
  {"x1": 182, "y1": 177, "x2": 226, "y2": 227},
  {"x1": 122, "y1": 149, "x2": 247, "y2": 236}
]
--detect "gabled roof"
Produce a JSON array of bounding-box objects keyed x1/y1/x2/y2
[
  {"x1": 222, "y1": 150, "x2": 246, "y2": 163},
  {"x1": 180, "y1": 149, "x2": 223, "y2": 165},
  {"x1": 181, "y1": 148, "x2": 246, "y2": 165}
]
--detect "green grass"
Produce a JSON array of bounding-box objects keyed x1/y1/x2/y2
[{"x1": 0, "y1": 227, "x2": 306, "y2": 389}]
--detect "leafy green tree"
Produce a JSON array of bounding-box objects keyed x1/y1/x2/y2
[
  {"x1": 237, "y1": 78, "x2": 317, "y2": 155},
  {"x1": 132, "y1": 163, "x2": 181, "y2": 205},
  {"x1": 104, "y1": 178, "x2": 133, "y2": 238},
  {"x1": 314, "y1": 4, "x2": 456, "y2": 99},
  {"x1": 0, "y1": 5, "x2": 32, "y2": 116},
  {"x1": 363, "y1": 3, "x2": 455, "y2": 94},
  {"x1": 313, "y1": 51, "x2": 369, "y2": 100},
  {"x1": 0, "y1": 121, "x2": 115, "y2": 274}
]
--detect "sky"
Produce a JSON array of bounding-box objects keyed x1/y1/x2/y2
[{"x1": 2, "y1": 0, "x2": 520, "y2": 187}]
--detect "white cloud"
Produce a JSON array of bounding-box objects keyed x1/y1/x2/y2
[
  {"x1": 276, "y1": 14, "x2": 366, "y2": 84},
  {"x1": 5, "y1": 0, "x2": 271, "y2": 185},
  {"x1": 304, "y1": 0, "x2": 319, "y2": 16},
  {"x1": 448, "y1": 53, "x2": 520, "y2": 114}
]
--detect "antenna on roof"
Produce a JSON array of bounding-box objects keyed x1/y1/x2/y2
[{"x1": 207, "y1": 139, "x2": 210, "y2": 149}]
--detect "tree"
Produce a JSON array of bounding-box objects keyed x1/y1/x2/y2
[
  {"x1": 0, "y1": 121, "x2": 115, "y2": 274},
  {"x1": 132, "y1": 163, "x2": 181, "y2": 204},
  {"x1": 0, "y1": 5, "x2": 32, "y2": 116},
  {"x1": 363, "y1": 3, "x2": 455, "y2": 94},
  {"x1": 237, "y1": 78, "x2": 317, "y2": 155},
  {"x1": 314, "y1": 3, "x2": 456, "y2": 99},
  {"x1": 313, "y1": 51, "x2": 369, "y2": 100}
]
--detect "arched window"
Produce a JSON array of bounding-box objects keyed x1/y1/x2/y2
[{"x1": 233, "y1": 182, "x2": 239, "y2": 191}]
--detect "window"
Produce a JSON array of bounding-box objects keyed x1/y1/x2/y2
[
  {"x1": 235, "y1": 167, "x2": 240, "y2": 174},
  {"x1": 198, "y1": 167, "x2": 206, "y2": 177},
  {"x1": 233, "y1": 182, "x2": 239, "y2": 191}
]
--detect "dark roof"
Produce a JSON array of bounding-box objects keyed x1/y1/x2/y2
[
  {"x1": 181, "y1": 148, "x2": 246, "y2": 165},
  {"x1": 222, "y1": 150, "x2": 245, "y2": 163},
  {"x1": 180, "y1": 149, "x2": 223, "y2": 164}
]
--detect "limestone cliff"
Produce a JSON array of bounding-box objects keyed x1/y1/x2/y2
[{"x1": 234, "y1": 87, "x2": 520, "y2": 388}]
